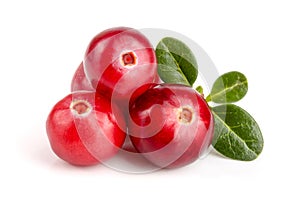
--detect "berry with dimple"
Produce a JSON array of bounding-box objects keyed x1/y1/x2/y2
[
  {"x1": 83, "y1": 27, "x2": 158, "y2": 101},
  {"x1": 128, "y1": 84, "x2": 214, "y2": 169},
  {"x1": 46, "y1": 91, "x2": 126, "y2": 166}
]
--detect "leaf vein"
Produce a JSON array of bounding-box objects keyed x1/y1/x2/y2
[
  {"x1": 211, "y1": 80, "x2": 247, "y2": 100},
  {"x1": 160, "y1": 41, "x2": 191, "y2": 86},
  {"x1": 212, "y1": 111, "x2": 258, "y2": 156}
]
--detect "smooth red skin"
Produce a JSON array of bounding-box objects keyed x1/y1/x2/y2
[
  {"x1": 128, "y1": 84, "x2": 214, "y2": 169},
  {"x1": 71, "y1": 62, "x2": 94, "y2": 92},
  {"x1": 83, "y1": 27, "x2": 158, "y2": 101},
  {"x1": 46, "y1": 91, "x2": 126, "y2": 166}
]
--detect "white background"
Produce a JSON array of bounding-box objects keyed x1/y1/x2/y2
[{"x1": 1, "y1": 0, "x2": 299, "y2": 199}]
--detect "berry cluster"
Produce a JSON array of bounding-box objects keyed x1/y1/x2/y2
[{"x1": 46, "y1": 27, "x2": 214, "y2": 169}]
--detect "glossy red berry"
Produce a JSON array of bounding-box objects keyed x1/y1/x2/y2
[
  {"x1": 83, "y1": 27, "x2": 158, "y2": 101},
  {"x1": 128, "y1": 84, "x2": 214, "y2": 169},
  {"x1": 46, "y1": 91, "x2": 126, "y2": 166},
  {"x1": 71, "y1": 62, "x2": 94, "y2": 92}
]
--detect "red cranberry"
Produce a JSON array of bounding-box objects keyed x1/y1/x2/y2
[
  {"x1": 128, "y1": 84, "x2": 214, "y2": 169},
  {"x1": 83, "y1": 27, "x2": 158, "y2": 101},
  {"x1": 46, "y1": 91, "x2": 126, "y2": 166},
  {"x1": 71, "y1": 62, "x2": 94, "y2": 92}
]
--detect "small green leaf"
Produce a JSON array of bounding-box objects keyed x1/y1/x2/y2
[
  {"x1": 212, "y1": 104, "x2": 263, "y2": 161},
  {"x1": 155, "y1": 37, "x2": 198, "y2": 86},
  {"x1": 209, "y1": 71, "x2": 248, "y2": 103},
  {"x1": 195, "y1": 85, "x2": 204, "y2": 95}
]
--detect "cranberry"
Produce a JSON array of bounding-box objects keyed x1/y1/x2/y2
[
  {"x1": 46, "y1": 91, "x2": 126, "y2": 166},
  {"x1": 71, "y1": 62, "x2": 94, "y2": 92},
  {"x1": 83, "y1": 27, "x2": 158, "y2": 101},
  {"x1": 128, "y1": 84, "x2": 214, "y2": 169}
]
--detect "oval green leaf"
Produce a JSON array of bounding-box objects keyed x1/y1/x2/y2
[
  {"x1": 155, "y1": 37, "x2": 198, "y2": 86},
  {"x1": 207, "y1": 71, "x2": 248, "y2": 103},
  {"x1": 212, "y1": 104, "x2": 263, "y2": 161}
]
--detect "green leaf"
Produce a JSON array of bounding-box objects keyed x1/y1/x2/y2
[
  {"x1": 212, "y1": 104, "x2": 264, "y2": 161},
  {"x1": 155, "y1": 37, "x2": 198, "y2": 86},
  {"x1": 208, "y1": 71, "x2": 248, "y2": 103},
  {"x1": 195, "y1": 85, "x2": 204, "y2": 95}
]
